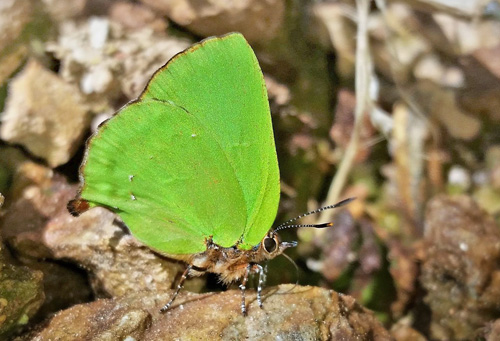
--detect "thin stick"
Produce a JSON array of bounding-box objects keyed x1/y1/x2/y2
[{"x1": 319, "y1": 0, "x2": 372, "y2": 222}]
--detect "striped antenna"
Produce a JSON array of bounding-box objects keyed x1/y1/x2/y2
[{"x1": 274, "y1": 197, "x2": 355, "y2": 232}]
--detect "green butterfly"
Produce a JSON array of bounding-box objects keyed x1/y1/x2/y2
[{"x1": 68, "y1": 33, "x2": 353, "y2": 315}]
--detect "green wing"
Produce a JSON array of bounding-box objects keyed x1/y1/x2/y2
[
  {"x1": 76, "y1": 33, "x2": 280, "y2": 254},
  {"x1": 80, "y1": 99, "x2": 248, "y2": 254},
  {"x1": 141, "y1": 33, "x2": 280, "y2": 249}
]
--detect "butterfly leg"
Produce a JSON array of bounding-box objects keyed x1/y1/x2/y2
[
  {"x1": 239, "y1": 264, "x2": 252, "y2": 316},
  {"x1": 251, "y1": 264, "x2": 266, "y2": 308},
  {"x1": 160, "y1": 264, "x2": 192, "y2": 313}
]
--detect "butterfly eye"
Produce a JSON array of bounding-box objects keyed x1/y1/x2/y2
[{"x1": 263, "y1": 236, "x2": 278, "y2": 253}]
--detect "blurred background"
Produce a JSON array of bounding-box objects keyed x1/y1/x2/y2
[{"x1": 1, "y1": 0, "x2": 500, "y2": 339}]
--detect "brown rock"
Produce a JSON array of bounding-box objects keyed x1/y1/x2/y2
[
  {"x1": 0, "y1": 0, "x2": 32, "y2": 85},
  {"x1": 1, "y1": 188, "x2": 45, "y2": 339},
  {"x1": 421, "y1": 195, "x2": 500, "y2": 340},
  {"x1": 0, "y1": 262, "x2": 44, "y2": 339},
  {"x1": 414, "y1": 81, "x2": 480, "y2": 141},
  {"x1": 21, "y1": 285, "x2": 392, "y2": 340},
  {"x1": 41, "y1": 0, "x2": 87, "y2": 21},
  {"x1": 484, "y1": 319, "x2": 500, "y2": 341},
  {"x1": 0, "y1": 60, "x2": 89, "y2": 167},
  {"x1": 459, "y1": 54, "x2": 500, "y2": 122},
  {"x1": 0, "y1": 0, "x2": 32, "y2": 50},
  {"x1": 139, "y1": 0, "x2": 285, "y2": 43},
  {"x1": 109, "y1": 1, "x2": 167, "y2": 32},
  {"x1": 390, "y1": 320, "x2": 426, "y2": 341},
  {"x1": 396, "y1": 0, "x2": 489, "y2": 18},
  {"x1": 47, "y1": 18, "x2": 190, "y2": 101}
]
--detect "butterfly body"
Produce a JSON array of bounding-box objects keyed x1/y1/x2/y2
[{"x1": 172, "y1": 233, "x2": 293, "y2": 284}]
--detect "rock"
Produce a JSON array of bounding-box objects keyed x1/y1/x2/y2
[
  {"x1": 413, "y1": 81, "x2": 481, "y2": 140},
  {"x1": 432, "y1": 11, "x2": 500, "y2": 55},
  {"x1": 29, "y1": 261, "x2": 92, "y2": 320},
  {"x1": 390, "y1": 319, "x2": 426, "y2": 341},
  {"x1": 20, "y1": 285, "x2": 392, "y2": 340},
  {"x1": 139, "y1": 0, "x2": 285, "y2": 44},
  {"x1": 0, "y1": 263, "x2": 45, "y2": 339},
  {"x1": 484, "y1": 319, "x2": 500, "y2": 341},
  {"x1": 421, "y1": 195, "x2": 500, "y2": 340},
  {"x1": 0, "y1": 45, "x2": 29, "y2": 87},
  {"x1": 0, "y1": 0, "x2": 32, "y2": 52},
  {"x1": 46, "y1": 18, "x2": 190, "y2": 101},
  {"x1": 396, "y1": 0, "x2": 491, "y2": 18},
  {"x1": 109, "y1": 1, "x2": 167, "y2": 32},
  {"x1": 40, "y1": 0, "x2": 87, "y2": 21},
  {"x1": 458, "y1": 54, "x2": 500, "y2": 122},
  {"x1": 0, "y1": 60, "x2": 89, "y2": 167},
  {"x1": 0, "y1": 0, "x2": 32, "y2": 85},
  {"x1": 473, "y1": 44, "x2": 500, "y2": 79},
  {"x1": 0, "y1": 189, "x2": 44, "y2": 340},
  {"x1": 0, "y1": 162, "x2": 183, "y2": 298}
]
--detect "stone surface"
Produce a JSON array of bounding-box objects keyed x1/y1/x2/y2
[
  {"x1": 414, "y1": 81, "x2": 481, "y2": 140},
  {"x1": 41, "y1": 0, "x2": 87, "y2": 21},
  {"x1": 139, "y1": 0, "x2": 285, "y2": 43},
  {"x1": 47, "y1": 18, "x2": 190, "y2": 102},
  {"x1": 109, "y1": 1, "x2": 167, "y2": 32},
  {"x1": 397, "y1": 0, "x2": 490, "y2": 18},
  {"x1": 484, "y1": 318, "x2": 500, "y2": 341},
  {"x1": 0, "y1": 0, "x2": 32, "y2": 52},
  {"x1": 0, "y1": 60, "x2": 89, "y2": 167},
  {"x1": 21, "y1": 285, "x2": 392, "y2": 340},
  {"x1": 1, "y1": 162, "x2": 182, "y2": 298},
  {"x1": 0, "y1": 0, "x2": 32, "y2": 85},
  {"x1": 0, "y1": 263, "x2": 44, "y2": 339},
  {"x1": 421, "y1": 195, "x2": 500, "y2": 340}
]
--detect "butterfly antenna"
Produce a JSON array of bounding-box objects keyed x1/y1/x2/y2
[{"x1": 274, "y1": 197, "x2": 356, "y2": 232}]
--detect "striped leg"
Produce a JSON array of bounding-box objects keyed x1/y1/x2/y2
[
  {"x1": 239, "y1": 264, "x2": 251, "y2": 316},
  {"x1": 251, "y1": 264, "x2": 265, "y2": 308},
  {"x1": 160, "y1": 265, "x2": 192, "y2": 313}
]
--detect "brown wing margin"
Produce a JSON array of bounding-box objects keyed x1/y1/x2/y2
[{"x1": 67, "y1": 198, "x2": 90, "y2": 217}]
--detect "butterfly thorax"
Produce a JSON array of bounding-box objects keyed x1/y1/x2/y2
[{"x1": 176, "y1": 232, "x2": 294, "y2": 285}]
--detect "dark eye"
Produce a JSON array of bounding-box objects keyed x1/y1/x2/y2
[{"x1": 263, "y1": 236, "x2": 277, "y2": 253}]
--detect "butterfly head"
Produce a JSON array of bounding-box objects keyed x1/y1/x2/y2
[{"x1": 256, "y1": 231, "x2": 297, "y2": 260}]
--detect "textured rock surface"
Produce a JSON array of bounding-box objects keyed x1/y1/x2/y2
[
  {"x1": 0, "y1": 193, "x2": 45, "y2": 339},
  {"x1": 41, "y1": 0, "x2": 87, "y2": 21},
  {"x1": 47, "y1": 17, "x2": 190, "y2": 101},
  {"x1": 21, "y1": 285, "x2": 392, "y2": 340},
  {"x1": 421, "y1": 195, "x2": 500, "y2": 340},
  {"x1": 0, "y1": 0, "x2": 32, "y2": 50},
  {"x1": 109, "y1": 1, "x2": 167, "y2": 32},
  {"x1": 0, "y1": 162, "x2": 182, "y2": 298},
  {"x1": 0, "y1": 60, "x2": 89, "y2": 167},
  {"x1": 0, "y1": 262, "x2": 44, "y2": 339},
  {"x1": 140, "y1": 0, "x2": 285, "y2": 43},
  {"x1": 0, "y1": 0, "x2": 32, "y2": 84}
]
